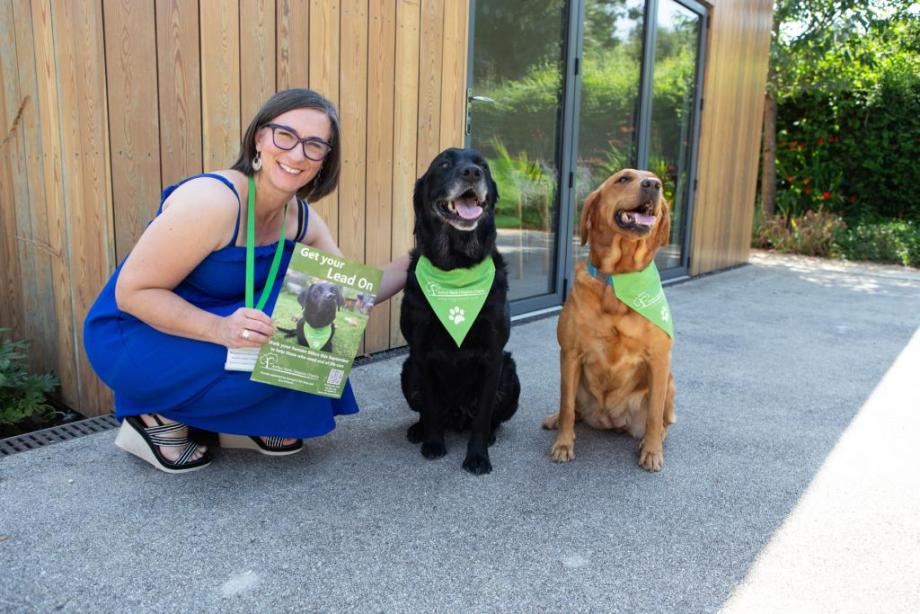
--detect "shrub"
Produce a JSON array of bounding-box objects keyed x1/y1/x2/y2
[
  {"x1": 0, "y1": 328, "x2": 59, "y2": 434},
  {"x1": 754, "y1": 209, "x2": 847, "y2": 258},
  {"x1": 835, "y1": 219, "x2": 920, "y2": 267}
]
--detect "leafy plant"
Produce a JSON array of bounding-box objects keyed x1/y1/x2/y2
[
  {"x1": 0, "y1": 328, "x2": 59, "y2": 431},
  {"x1": 754, "y1": 209, "x2": 847, "y2": 257},
  {"x1": 835, "y1": 218, "x2": 920, "y2": 266},
  {"x1": 486, "y1": 138, "x2": 556, "y2": 231}
]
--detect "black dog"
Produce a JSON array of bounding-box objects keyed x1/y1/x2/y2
[
  {"x1": 400, "y1": 147, "x2": 520, "y2": 475},
  {"x1": 278, "y1": 281, "x2": 343, "y2": 352}
]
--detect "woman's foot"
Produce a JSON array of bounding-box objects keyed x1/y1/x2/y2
[
  {"x1": 138, "y1": 414, "x2": 208, "y2": 463},
  {"x1": 218, "y1": 433, "x2": 304, "y2": 456},
  {"x1": 115, "y1": 414, "x2": 212, "y2": 473}
]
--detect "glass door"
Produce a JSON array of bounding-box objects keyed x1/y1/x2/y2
[
  {"x1": 466, "y1": 0, "x2": 575, "y2": 312},
  {"x1": 467, "y1": 0, "x2": 707, "y2": 309}
]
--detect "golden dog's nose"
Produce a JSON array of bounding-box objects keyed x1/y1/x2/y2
[{"x1": 641, "y1": 178, "x2": 661, "y2": 191}]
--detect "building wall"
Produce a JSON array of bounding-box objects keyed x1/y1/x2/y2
[
  {"x1": 691, "y1": 0, "x2": 773, "y2": 275},
  {"x1": 0, "y1": 0, "x2": 469, "y2": 416}
]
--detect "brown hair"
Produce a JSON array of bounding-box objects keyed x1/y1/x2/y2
[{"x1": 231, "y1": 88, "x2": 341, "y2": 201}]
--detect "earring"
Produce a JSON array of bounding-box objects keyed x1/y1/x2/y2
[{"x1": 252, "y1": 151, "x2": 262, "y2": 171}]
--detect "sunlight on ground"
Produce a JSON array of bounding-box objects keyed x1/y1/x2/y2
[{"x1": 720, "y1": 327, "x2": 920, "y2": 613}]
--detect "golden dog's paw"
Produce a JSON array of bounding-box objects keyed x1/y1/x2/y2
[
  {"x1": 638, "y1": 440, "x2": 664, "y2": 472},
  {"x1": 542, "y1": 412, "x2": 560, "y2": 430},
  {"x1": 550, "y1": 438, "x2": 575, "y2": 463}
]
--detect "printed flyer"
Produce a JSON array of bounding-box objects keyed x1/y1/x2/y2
[{"x1": 250, "y1": 245, "x2": 382, "y2": 398}]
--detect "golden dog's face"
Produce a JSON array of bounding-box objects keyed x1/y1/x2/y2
[{"x1": 580, "y1": 169, "x2": 670, "y2": 248}]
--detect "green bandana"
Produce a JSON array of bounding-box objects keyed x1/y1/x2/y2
[
  {"x1": 415, "y1": 255, "x2": 496, "y2": 347},
  {"x1": 302, "y1": 323, "x2": 333, "y2": 351},
  {"x1": 587, "y1": 260, "x2": 673, "y2": 338}
]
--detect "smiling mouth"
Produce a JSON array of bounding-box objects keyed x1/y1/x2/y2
[
  {"x1": 278, "y1": 161, "x2": 303, "y2": 176},
  {"x1": 436, "y1": 188, "x2": 486, "y2": 229},
  {"x1": 615, "y1": 201, "x2": 657, "y2": 234}
]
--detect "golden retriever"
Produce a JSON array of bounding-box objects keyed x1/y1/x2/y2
[{"x1": 543, "y1": 169, "x2": 675, "y2": 471}]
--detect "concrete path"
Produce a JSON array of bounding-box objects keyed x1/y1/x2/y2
[{"x1": 2, "y1": 252, "x2": 919, "y2": 613}]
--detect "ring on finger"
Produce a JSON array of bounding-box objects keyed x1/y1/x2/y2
[{"x1": 241, "y1": 329, "x2": 252, "y2": 340}]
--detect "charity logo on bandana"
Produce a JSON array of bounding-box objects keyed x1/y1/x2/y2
[
  {"x1": 588, "y1": 260, "x2": 674, "y2": 338},
  {"x1": 415, "y1": 255, "x2": 496, "y2": 347}
]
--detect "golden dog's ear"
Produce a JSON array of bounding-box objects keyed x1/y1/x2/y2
[
  {"x1": 579, "y1": 189, "x2": 601, "y2": 246},
  {"x1": 654, "y1": 196, "x2": 672, "y2": 249}
]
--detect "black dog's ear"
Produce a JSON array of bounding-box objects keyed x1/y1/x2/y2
[
  {"x1": 334, "y1": 286, "x2": 344, "y2": 307},
  {"x1": 488, "y1": 172, "x2": 500, "y2": 206},
  {"x1": 298, "y1": 285, "x2": 312, "y2": 308}
]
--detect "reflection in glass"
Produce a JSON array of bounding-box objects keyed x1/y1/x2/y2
[
  {"x1": 573, "y1": 0, "x2": 645, "y2": 265},
  {"x1": 469, "y1": 1, "x2": 567, "y2": 301},
  {"x1": 650, "y1": 0, "x2": 701, "y2": 270}
]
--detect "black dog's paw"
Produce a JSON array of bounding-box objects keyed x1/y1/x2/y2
[
  {"x1": 421, "y1": 441, "x2": 447, "y2": 459},
  {"x1": 462, "y1": 452, "x2": 492, "y2": 475},
  {"x1": 406, "y1": 421, "x2": 424, "y2": 444},
  {"x1": 488, "y1": 429, "x2": 498, "y2": 446}
]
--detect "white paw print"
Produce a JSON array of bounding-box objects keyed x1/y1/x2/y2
[
  {"x1": 661, "y1": 306, "x2": 671, "y2": 322},
  {"x1": 448, "y1": 306, "x2": 465, "y2": 325}
]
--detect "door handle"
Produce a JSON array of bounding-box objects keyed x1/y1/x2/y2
[{"x1": 468, "y1": 94, "x2": 496, "y2": 104}]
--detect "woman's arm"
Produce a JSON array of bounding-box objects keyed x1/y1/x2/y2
[
  {"x1": 115, "y1": 177, "x2": 274, "y2": 348},
  {"x1": 304, "y1": 205, "x2": 408, "y2": 303}
]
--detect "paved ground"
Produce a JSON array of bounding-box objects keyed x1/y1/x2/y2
[{"x1": 2, "y1": 252, "x2": 919, "y2": 613}]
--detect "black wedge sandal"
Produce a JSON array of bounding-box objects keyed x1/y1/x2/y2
[
  {"x1": 115, "y1": 415, "x2": 213, "y2": 474},
  {"x1": 218, "y1": 433, "x2": 304, "y2": 456}
]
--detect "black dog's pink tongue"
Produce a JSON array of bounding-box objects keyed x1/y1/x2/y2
[{"x1": 453, "y1": 197, "x2": 483, "y2": 220}]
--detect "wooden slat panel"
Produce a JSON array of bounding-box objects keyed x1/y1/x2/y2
[
  {"x1": 103, "y1": 0, "x2": 161, "y2": 262},
  {"x1": 691, "y1": 0, "x2": 772, "y2": 275},
  {"x1": 339, "y1": 0, "x2": 367, "y2": 354},
  {"x1": 309, "y1": 0, "x2": 340, "y2": 241},
  {"x1": 439, "y1": 0, "x2": 468, "y2": 149},
  {"x1": 276, "y1": 0, "x2": 309, "y2": 90},
  {"x1": 200, "y1": 0, "x2": 240, "y2": 171},
  {"x1": 416, "y1": 0, "x2": 444, "y2": 171},
  {"x1": 11, "y1": 0, "x2": 56, "y2": 371},
  {"x1": 389, "y1": 0, "x2": 420, "y2": 346},
  {"x1": 338, "y1": 0, "x2": 367, "y2": 263},
  {"x1": 52, "y1": 0, "x2": 114, "y2": 412},
  {"x1": 0, "y1": 1, "x2": 27, "y2": 338},
  {"x1": 240, "y1": 0, "x2": 275, "y2": 132},
  {"x1": 29, "y1": 0, "x2": 79, "y2": 407},
  {"x1": 364, "y1": 0, "x2": 396, "y2": 352},
  {"x1": 156, "y1": 0, "x2": 202, "y2": 187}
]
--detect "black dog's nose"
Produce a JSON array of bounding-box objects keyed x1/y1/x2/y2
[
  {"x1": 459, "y1": 164, "x2": 482, "y2": 181},
  {"x1": 641, "y1": 178, "x2": 661, "y2": 190}
]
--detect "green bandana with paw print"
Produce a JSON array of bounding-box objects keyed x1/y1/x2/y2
[
  {"x1": 587, "y1": 260, "x2": 673, "y2": 338},
  {"x1": 415, "y1": 255, "x2": 496, "y2": 347},
  {"x1": 302, "y1": 323, "x2": 333, "y2": 351}
]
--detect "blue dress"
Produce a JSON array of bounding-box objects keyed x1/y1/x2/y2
[{"x1": 83, "y1": 173, "x2": 359, "y2": 438}]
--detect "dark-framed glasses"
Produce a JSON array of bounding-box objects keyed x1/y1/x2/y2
[{"x1": 265, "y1": 123, "x2": 332, "y2": 161}]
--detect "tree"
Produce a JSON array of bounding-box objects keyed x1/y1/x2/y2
[{"x1": 760, "y1": 0, "x2": 916, "y2": 217}]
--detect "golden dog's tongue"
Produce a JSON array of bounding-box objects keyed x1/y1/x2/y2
[
  {"x1": 453, "y1": 196, "x2": 483, "y2": 220},
  {"x1": 624, "y1": 211, "x2": 656, "y2": 226}
]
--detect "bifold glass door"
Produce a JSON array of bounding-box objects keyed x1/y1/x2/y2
[{"x1": 467, "y1": 0, "x2": 707, "y2": 312}]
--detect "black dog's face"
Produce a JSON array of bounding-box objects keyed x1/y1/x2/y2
[
  {"x1": 415, "y1": 148, "x2": 498, "y2": 232},
  {"x1": 299, "y1": 282, "x2": 344, "y2": 328}
]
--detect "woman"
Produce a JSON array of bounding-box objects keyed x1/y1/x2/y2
[{"x1": 84, "y1": 89, "x2": 408, "y2": 473}]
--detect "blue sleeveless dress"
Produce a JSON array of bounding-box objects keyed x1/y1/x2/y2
[{"x1": 83, "y1": 173, "x2": 359, "y2": 438}]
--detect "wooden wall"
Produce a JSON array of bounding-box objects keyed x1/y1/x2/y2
[
  {"x1": 0, "y1": 0, "x2": 470, "y2": 416},
  {"x1": 691, "y1": 0, "x2": 773, "y2": 275}
]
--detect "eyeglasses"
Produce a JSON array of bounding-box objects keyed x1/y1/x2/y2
[{"x1": 265, "y1": 123, "x2": 333, "y2": 161}]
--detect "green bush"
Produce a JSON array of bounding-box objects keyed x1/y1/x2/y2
[
  {"x1": 0, "y1": 328, "x2": 59, "y2": 434},
  {"x1": 754, "y1": 209, "x2": 848, "y2": 258},
  {"x1": 835, "y1": 219, "x2": 920, "y2": 267}
]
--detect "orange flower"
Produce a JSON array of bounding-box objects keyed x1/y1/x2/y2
[
  {"x1": 821, "y1": 191, "x2": 832, "y2": 200},
  {"x1": 803, "y1": 178, "x2": 811, "y2": 185},
  {"x1": 816, "y1": 137, "x2": 826, "y2": 145},
  {"x1": 804, "y1": 188, "x2": 812, "y2": 195},
  {"x1": 786, "y1": 176, "x2": 794, "y2": 183}
]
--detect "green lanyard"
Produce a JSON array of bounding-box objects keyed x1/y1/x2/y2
[{"x1": 245, "y1": 175, "x2": 288, "y2": 311}]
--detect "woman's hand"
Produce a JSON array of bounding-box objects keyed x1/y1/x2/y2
[{"x1": 218, "y1": 307, "x2": 276, "y2": 348}]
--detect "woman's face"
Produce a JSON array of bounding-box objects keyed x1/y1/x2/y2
[{"x1": 254, "y1": 107, "x2": 332, "y2": 195}]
